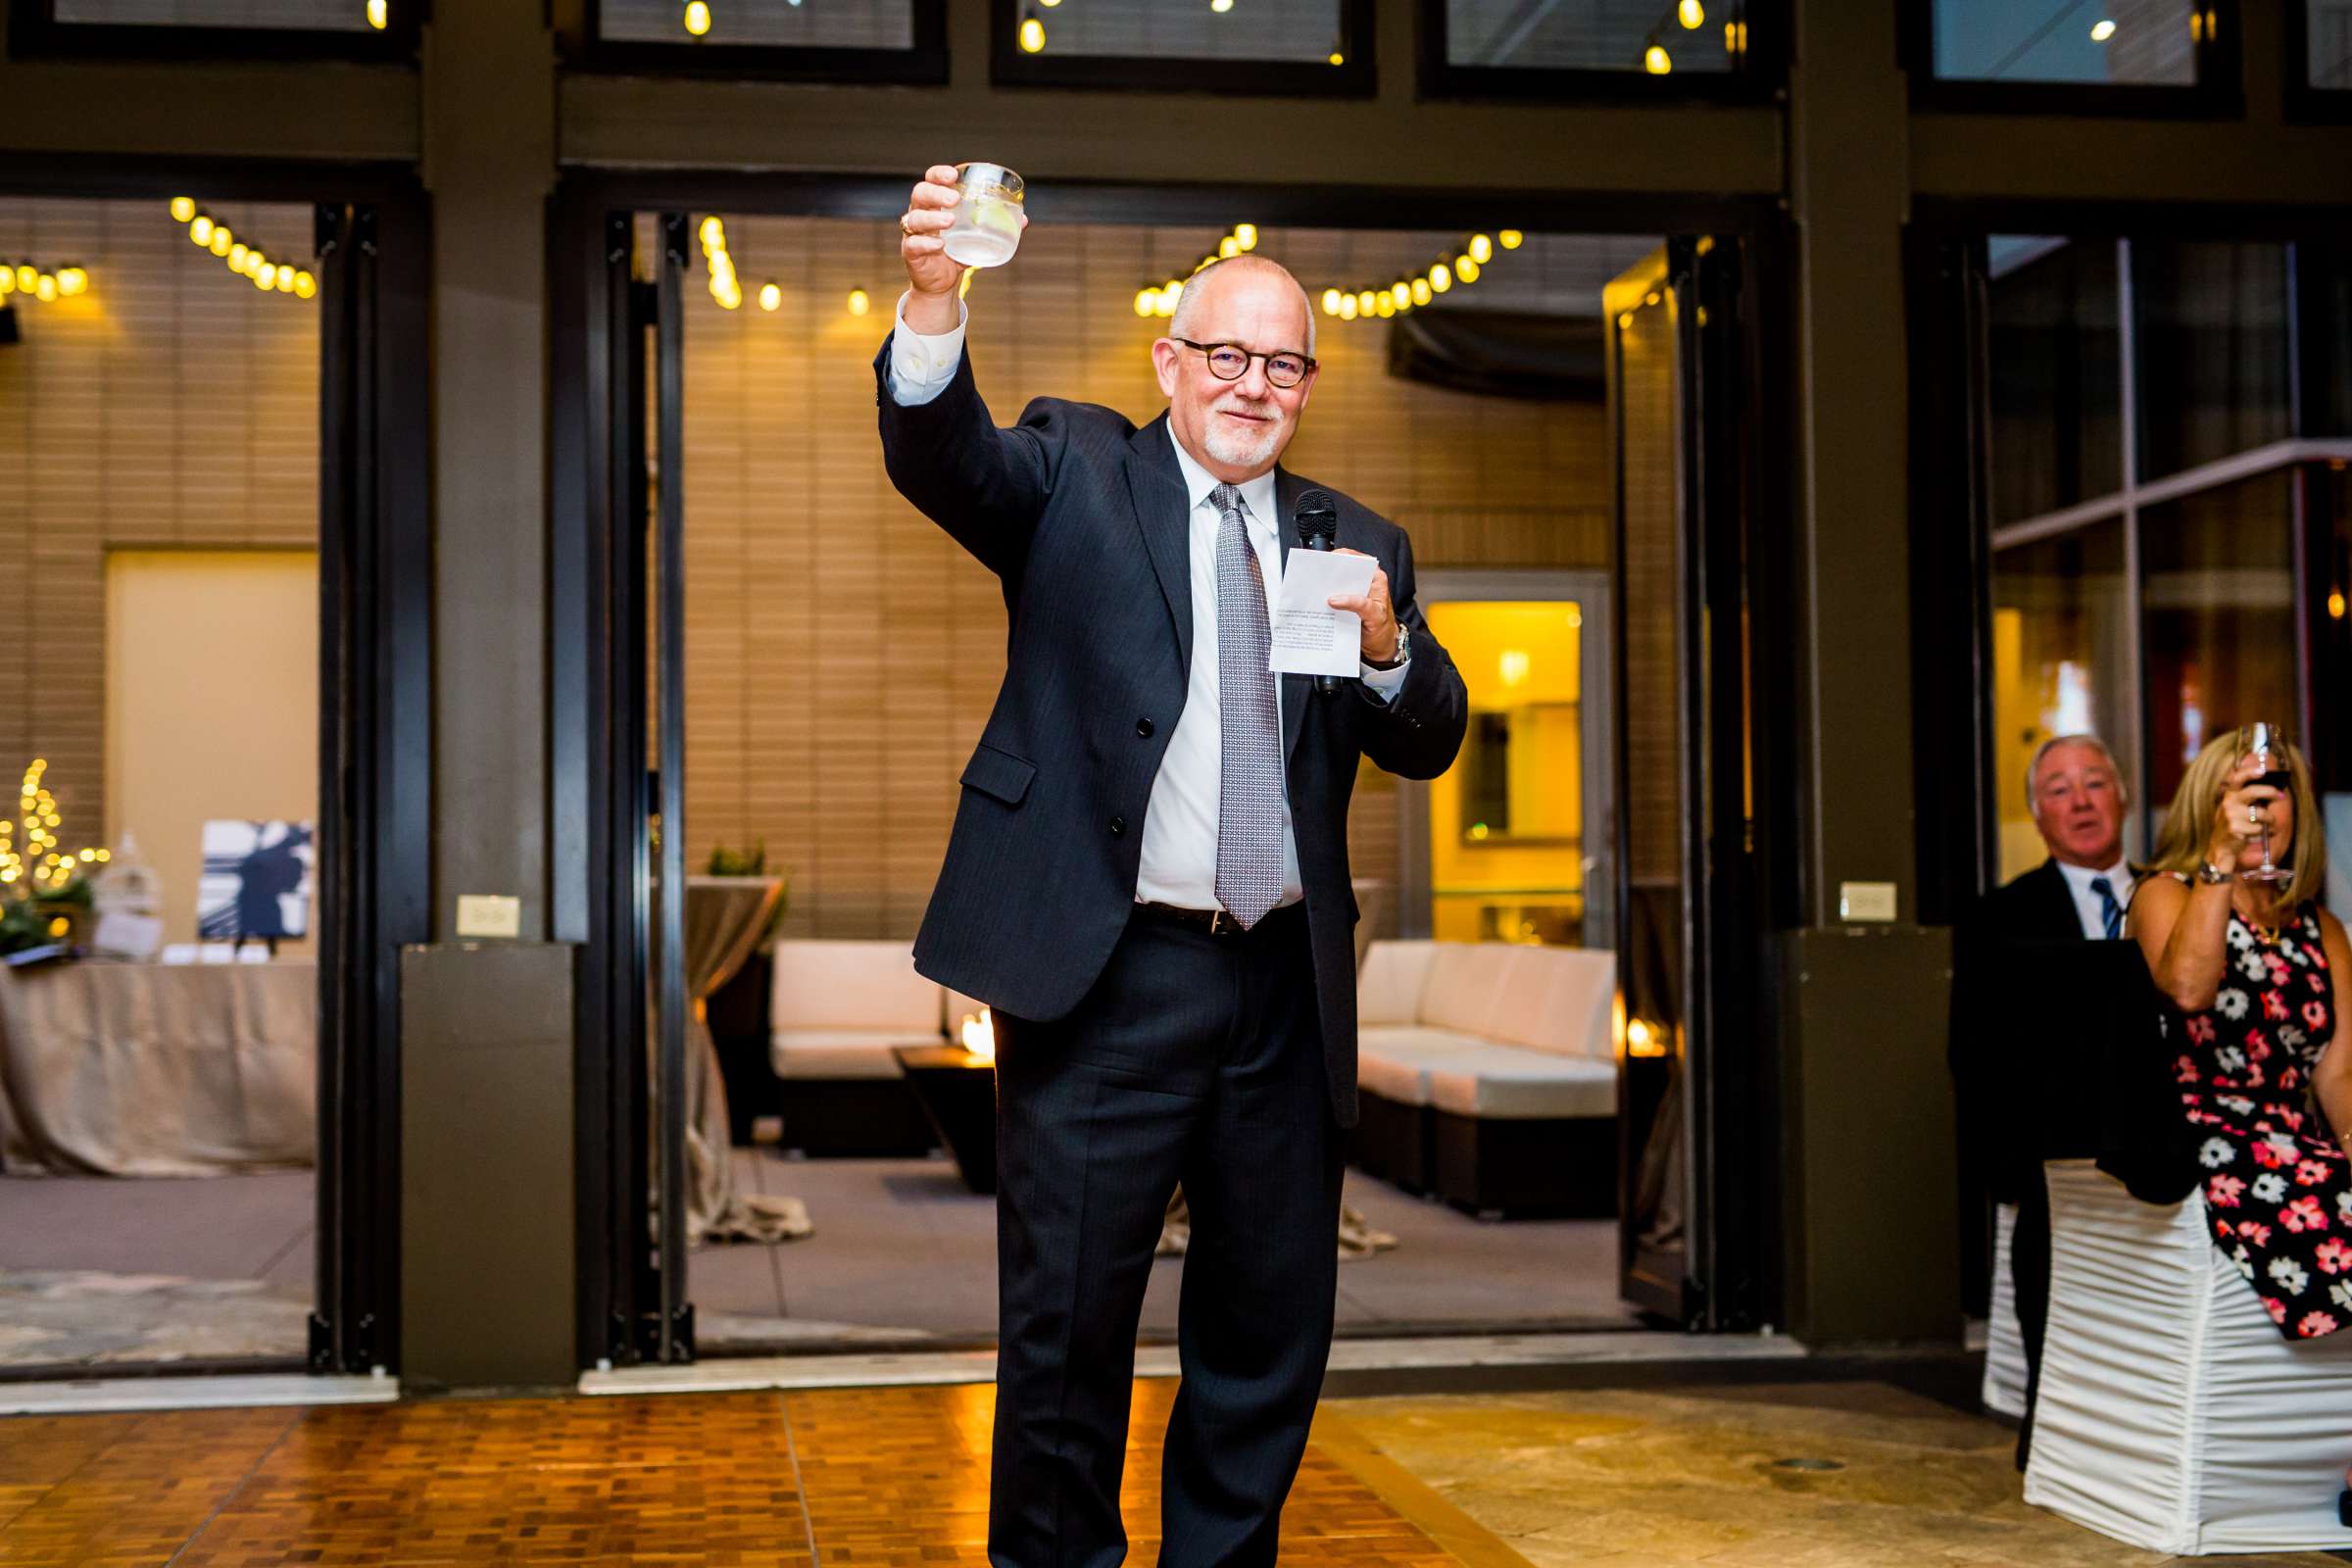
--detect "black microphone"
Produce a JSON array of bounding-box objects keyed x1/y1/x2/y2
[{"x1": 1295, "y1": 489, "x2": 1341, "y2": 696}]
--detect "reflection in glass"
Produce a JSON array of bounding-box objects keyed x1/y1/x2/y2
[
  {"x1": 2140, "y1": 470, "x2": 2298, "y2": 822},
  {"x1": 1934, "y1": 0, "x2": 2195, "y2": 83},
  {"x1": 54, "y1": 0, "x2": 370, "y2": 25},
  {"x1": 1445, "y1": 0, "x2": 1741, "y2": 74},
  {"x1": 1990, "y1": 521, "x2": 2133, "y2": 881},
  {"x1": 1424, "y1": 602, "x2": 1586, "y2": 947},
  {"x1": 2312, "y1": 1, "x2": 2352, "y2": 87},
  {"x1": 1006, "y1": 0, "x2": 1339, "y2": 62},
  {"x1": 2133, "y1": 241, "x2": 2291, "y2": 480},
  {"x1": 1987, "y1": 237, "x2": 2123, "y2": 525},
  {"x1": 598, "y1": 0, "x2": 913, "y2": 48}
]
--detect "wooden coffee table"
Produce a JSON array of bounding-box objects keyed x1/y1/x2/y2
[{"x1": 891, "y1": 1045, "x2": 999, "y2": 1195}]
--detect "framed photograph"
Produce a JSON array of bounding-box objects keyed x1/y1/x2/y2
[{"x1": 196, "y1": 819, "x2": 315, "y2": 943}]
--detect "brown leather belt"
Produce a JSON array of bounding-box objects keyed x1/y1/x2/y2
[{"x1": 1132, "y1": 901, "x2": 1305, "y2": 940}]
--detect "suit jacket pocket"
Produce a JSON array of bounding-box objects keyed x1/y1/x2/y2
[{"x1": 960, "y1": 741, "x2": 1037, "y2": 808}]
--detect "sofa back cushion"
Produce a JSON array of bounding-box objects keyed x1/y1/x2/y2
[
  {"x1": 1356, "y1": 940, "x2": 1439, "y2": 1026},
  {"x1": 1416, "y1": 942, "x2": 1521, "y2": 1038},
  {"x1": 1488, "y1": 946, "x2": 1618, "y2": 1060},
  {"x1": 769, "y1": 940, "x2": 942, "y2": 1034}
]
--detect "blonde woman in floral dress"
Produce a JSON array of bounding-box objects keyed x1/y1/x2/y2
[{"x1": 2131, "y1": 728, "x2": 2352, "y2": 1349}]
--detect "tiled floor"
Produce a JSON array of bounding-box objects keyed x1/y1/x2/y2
[
  {"x1": 0, "y1": 1154, "x2": 1633, "y2": 1365},
  {"x1": 2, "y1": 1378, "x2": 2341, "y2": 1566}
]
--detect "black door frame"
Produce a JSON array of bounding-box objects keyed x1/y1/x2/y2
[
  {"x1": 549, "y1": 168, "x2": 1799, "y2": 1364},
  {"x1": 0, "y1": 155, "x2": 431, "y2": 1377}
]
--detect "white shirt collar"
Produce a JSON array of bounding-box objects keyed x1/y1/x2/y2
[
  {"x1": 1165, "y1": 422, "x2": 1279, "y2": 538},
  {"x1": 2057, "y1": 857, "x2": 2133, "y2": 896}
]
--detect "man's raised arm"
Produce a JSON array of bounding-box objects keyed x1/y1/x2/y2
[{"x1": 876, "y1": 165, "x2": 1050, "y2": 581}]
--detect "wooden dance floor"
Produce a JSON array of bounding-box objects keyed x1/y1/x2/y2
[{"x1": 0, "y1": 1380, "x2": 1507, "y2": 1566}]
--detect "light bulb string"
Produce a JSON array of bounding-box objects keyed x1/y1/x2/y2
[
  {"x1": 1133, "y1": 225, "x2": 1523, "y2": 325},
  {"x1": 172, "y1": 201, "x2": 316, "y2": 299}
]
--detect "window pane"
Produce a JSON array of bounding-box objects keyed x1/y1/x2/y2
[
  {"x1": 598, "y1": 0, "x2": 913, "y2": 48},
  {"x1": 2309, "y1": 243, "x2": 2352, "y2": 438},
  {"x1": 53, "y1": 0, "x2": 371, "y2": 26},
  {"x1": 1934, "y1": 0, "x2": 2195, "y2": 83},
  {"x1": 2312, "y1": 0, "x2": 2352, "y2": 87},
  {"x1": 1987, "y1": 237, "x2": 2123, "y2": 526},
  {"x1": 1013, "y1": 0, "x2": 1339, "y2": 62},
  {"x1": 1990, "y1": 522, "x2": 2133, "y2": 882},
  {"x1": 1445, "y1": 0, "x2": 1743, "y2": 74},
  {"x1": 2133, "y1": 241, "x2": 2291, "y2": 480},
  {"x1": 2140, "y1": 470, "x2": 2298, "y2": 815}
]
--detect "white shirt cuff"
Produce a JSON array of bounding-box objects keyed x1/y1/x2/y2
[
  {"x1": 1359, "y1": 658, "x2": 1408, "y2": 703},
  {"x1": 886, "y1": 290, "x2": 968, "y2": 407}
]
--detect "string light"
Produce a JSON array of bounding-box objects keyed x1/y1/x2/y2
[
  {"x1": 1018, "y1": 8, "x2": 1046, "y2": 51},
  {"x1": 1210, "y1": 0, "x2": 1233, "y2": 11},
  {"x1": 0, "y1": 760, "x2": 109, "y2": 896},
  {"x1": 1306, "y1": 227, "x2": 1527, "y2": 323},
  {"x1": 1678, "y1": 0, "x2": 1703, "y2": 26},
  {"x1": 2090, "y1": 18, "x2": 2116, "y2": 41},
  {"x1": 683, "y1": 1, "x2": 711, "y2": 36},
  {"x1": 172, "y1": 203, "x2": 313, "y2": 301},
  {"x1": 1644, "y1": 43, "x2": 1671, "y2": 74},
  {"x1": 366, "y1": 0, "x2": 386, "y2": 26},
  {"x1": 848, "y1": 288, "x2": 871, "y2": 317},
  {"x1": 0, "y1": 262, "x2": 87, "y2": 304},
  {"x1": 699, "y1": 216, "x2": 742, "y2": 310},
  {"x1": 758, "y1": 282, "x2": 781, "y2": 312}
]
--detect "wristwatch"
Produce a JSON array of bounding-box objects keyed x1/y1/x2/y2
[
  {"x1": 1366, "y1": 622, "x2": 1410, "y2": 672},
  {"x1": 2197, "y1": 858, "x2": 2231, "y2": 886}
]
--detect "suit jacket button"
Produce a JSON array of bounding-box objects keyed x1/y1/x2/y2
[
  {"x1": 1136, "y1": 718, "x2": 1154, "y2": 738},
  {"x1": 1109, "y1": 816, "x2": 1126, "y2": 836}
]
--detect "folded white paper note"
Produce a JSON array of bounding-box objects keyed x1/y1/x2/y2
[{"x1": 1270, "y1": 551, "x2": 1377, "y2": 677}]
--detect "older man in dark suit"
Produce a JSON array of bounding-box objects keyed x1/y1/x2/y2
[
  {"x1": 878, "y1": 167, "x2": 1467, "y2": 1567},
  {"x1": 1950, "y1": 732, "x2": 2135, "y2": 1467}
]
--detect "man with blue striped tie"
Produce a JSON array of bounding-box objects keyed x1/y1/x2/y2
[{"x1": 1949, "y1": 733, "x2": 2135, "y2": 1470}]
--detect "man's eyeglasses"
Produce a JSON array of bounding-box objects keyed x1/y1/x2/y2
[{"x1": 1172, "y1": 337, "x2": 1316, "y2": 390}]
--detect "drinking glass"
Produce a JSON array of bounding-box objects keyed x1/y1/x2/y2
[
  {"x1": 2241, "y1": 720, "x2": 2294, "y2": 885},
  {"x1": 942, "y1": 163, "x2": 1024, "y2": 269}
]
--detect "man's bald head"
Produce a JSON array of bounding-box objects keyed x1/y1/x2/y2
[{"x1": 1170, "y1": 256, "x2": 1317, "y2": 359}]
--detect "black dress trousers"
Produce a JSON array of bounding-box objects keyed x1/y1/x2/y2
[{"x1": 988, "y1": 902, "x2": 1344, "y2": 1568}]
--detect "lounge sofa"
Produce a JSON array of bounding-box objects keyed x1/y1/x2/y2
[
  {"x1": 1354, "y1": 939, "x2": 1619, "y2": 1216},
  {"x1": 763, "y1": 940, "x2": 959, "y2": 1156}
]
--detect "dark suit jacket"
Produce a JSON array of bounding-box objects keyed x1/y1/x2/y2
[
  {"x1": 875, "y1": 344, "x2": 1470, "y2": 1126},
  {"x1": 1948, "y1": 858, "x2": 2193, "y2": 1205}
]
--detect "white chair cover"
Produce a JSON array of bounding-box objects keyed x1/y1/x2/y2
[
  {"x1": 1981, "y1": 1200, "x2": 2030, "y2": 1419},
  {"x1": 2024, "y1": 1160, "x2": 2352, "y2": 1555}
]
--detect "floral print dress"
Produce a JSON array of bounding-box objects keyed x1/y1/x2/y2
[{"x1": 2173, "y1": 894, "x2": 2352, "y2": 1340}]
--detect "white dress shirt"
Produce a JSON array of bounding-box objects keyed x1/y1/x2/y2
[
  {"x1": 2056, "y1": 856, "x2": 2134, "y2": 942},
  {"x1": 886, "y1": 291, "x2": 1410, "y2": 912}
]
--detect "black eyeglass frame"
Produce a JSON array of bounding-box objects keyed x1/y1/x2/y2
[{"x1": 1171, "y1": 336, "x2": 1318, "y2": 388}]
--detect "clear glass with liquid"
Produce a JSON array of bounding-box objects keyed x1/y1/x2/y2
[{"x1": 943, "y1": 163, "x2": 1025, "y2": 269}]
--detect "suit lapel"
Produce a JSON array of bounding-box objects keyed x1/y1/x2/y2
[
  {"x1": 1274, "y1": 466, "x2": 1311, "y2": 763},
  {"x1": 1122, "y1": 416, "x2": 1193, "y2": 677}
]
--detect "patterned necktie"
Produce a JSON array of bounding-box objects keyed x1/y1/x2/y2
[
  {"x1": 2090, "y1": 875, "x2": 2124, "y2": 941},
  {"x1": 1211, "y1": 482, "x2": 1282, "y2": 929}
]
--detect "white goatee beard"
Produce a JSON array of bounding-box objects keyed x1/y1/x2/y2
[{"x1": 1200, "y1": 406, "x2": 1285, "y2": 472}]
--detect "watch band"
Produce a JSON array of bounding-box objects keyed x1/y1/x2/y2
[
  {"x1": 1366, "y1": 622, "x2": 1410, "y2": 672},
  {"x1": 2197, "y1": 858, "x2": 2231, "y2": 886}
]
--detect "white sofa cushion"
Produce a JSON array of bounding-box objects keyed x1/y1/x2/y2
[
  {"x1": 1356, "y1": 940, "x2": 1440, "y2": 1027},
  {"x1": 1426, "y1": 1044, "x2": 1617, "y2": 1119},
  {"x1": 1488, "y1": 946, "x2": 1617, "y2": 1060},
  {"x1": 768, "y1": 1030, "x2": 924, "y2": 1080},
  {"x1": 1416, "y1": 942, "x2": 1520, "y2": 1039},
  {"x1": 2024, "y1": 1160, "x2": 2352, "y2": 1554},
  {"x1": 1356, "y1": 1025, "x2": 1492, "y2": 1105},
  {"x1": 770, "y1": 940, "x2": 942, "y2": 1034}
]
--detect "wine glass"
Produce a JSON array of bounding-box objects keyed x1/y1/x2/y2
[
  {"x1": 941, "y1": 163, "x2": 1025, "y2": 269},
  {"x1": 2241, "y1": 720, "x2": 2294, "y2": 885}
]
